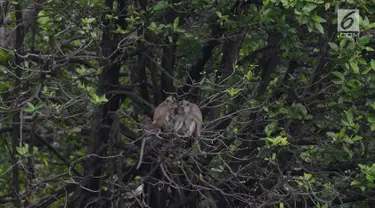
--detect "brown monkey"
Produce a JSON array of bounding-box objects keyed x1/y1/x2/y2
[
  {"x1": 152, "y1": 95, "x2": 178, "y2": 132},
  {"x1": 173, "y1": 100, "x2": 202, "y2": 138},
  {"x1": 137, "y1": 96, "x2": 177, "y2": 169}
]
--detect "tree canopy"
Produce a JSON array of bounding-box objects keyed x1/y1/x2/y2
[{"x1": 1, "y1": 0, "x2": 375, "y2": 207}]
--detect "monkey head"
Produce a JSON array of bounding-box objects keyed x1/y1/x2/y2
[
  {"x1": 164, "y1": 95, "x2": 178, "y2": 109},
  {"x1": 152, "y1": 95, "x2": 178, "y2": 131},
  {"x1": 174, "y1": 100, "x2": 187, "y2": 115}
]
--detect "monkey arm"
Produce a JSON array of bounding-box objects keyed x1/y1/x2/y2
[
  {"x1": 187, "y1": 119, "x2": 196, "y2": 137},
  {"x1": 152, "y1": 117, "x2": 168, "y2": 132},
  {"x1": 173, "y1": 117, "x2": 185, "y2": 133},
  {"x1": 194, "y1": 120, "x2": 201, "y2": 137}
]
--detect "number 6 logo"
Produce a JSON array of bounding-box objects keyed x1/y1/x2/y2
[{"x1": 338, "y1": 9, "x2": 359, "y2": 32}]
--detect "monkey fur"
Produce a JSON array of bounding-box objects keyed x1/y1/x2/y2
[
  {"x1": 173, "y1": 100, "x2": 202, "y2": 138},
  {"x1": 152, "y1": 95, "x2": 178, "y2": 132}
]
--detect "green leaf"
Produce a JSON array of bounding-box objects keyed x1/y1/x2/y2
[
  {"x1": 98, "y1": 95, "x2": 108, "y2": 103},
  {"x1": 26, "y1": 102, "x2": 35, "y2": 109},
  {"x1": 371, "y1": 59, "x2": 375, "y2": 70},
  {"x1": 17, "y1": 144, "x2": 30, "y2": 156},
  {"x1": 302, "y1": 4, "x2": 317, "y2": 13},
  {"x1": 367, "y1": 23, "x2": 375, "y2": 29},
  {"x1": 339, "y1": 38, "x2": 347, "y2": 49},
  {"x1": 367, "y1": 115, "x2": 375, "y2": 124},
  {"x1": 266, "y1": 136, "x2": 289, "y2": 146},
  {"x1": 366, "y1": 175, "x2": 374, "y2": 182},
  {"x1": 153, "y1": 1, "x2": 169, "y2": 11},
  {"x1": 192, "y1": 0, "x2": 200, "y2": 4},
  {"x1": 362, "y1": 67, "x2": 372, "y2": 75},
  {"x1": 314, "y1": 22, "x2": 324, "y2": 34},
  {"x1": 294, "y1": 103, "x2": 308, "y2": 116},
  {"x1": 173, "y1": 17, "x2": 179, "y2": 29},
  {"x1": 279, "y1": 108, "x2": 289, "y2": 114},
  {"x1": 91, "y1": 94, "x2": 99, "y2": 102},
  {"x1": 265, "y1": 121, "x2": 277, "y2": 137},
  {"x1": 350, "y1": 62, "x2": 359, "y2": 74},
  {"x1": 280, "y1": 15, "x2": 285, "y2": 22},
  {"x1": 328, "y1": 42, "x2": 338, "y2": 51},
  {"x1": 352, "y1": 135, "x2": 363, "y2": 141},
  {"x1": 359, "y1": 36, "x2": 371, "y2": 45},
  {"x1": 149, "y1": 22, "x2": 157, "y2": 30},
  {"x1": 332, "y1": 71, "x2": 344, "y2": 80},
  {"x1": 343, "y1": 136, "x2": 354, "y2": 144},
  {"x1": 0, "y1": 49, "x2": 13, "y2": 64},
  {"x1": 363, "y1": 17, "x2": 370, "y2": 26},
  {"x1": 175, "y1": 28, "x2": 185, "y2": 33},
  {"x1": 360, "y1": 186, "x2": 366, "y2": 192},
  {"x1": 365, "y1": 47, "x2": 374, "y2": 51},
  {"x1": 24, "y1": 108, "x2": 34, "y2": 113},
  {"x1": 10, "y1": 0, "x2": 19, "y2": 5},
  {"x1": 345, "y1": 111, "x2": 353, "y2": 126},
  {"x1": 244, "y1": 70, "x2": 253, "y2": 80},
  {"x1": 326, "y1": 132, "x2": 336, "y2": 139},
  {"x1": 350, "y1": 180, "x2": 361, "y2": 186},
  {"x1": 346, "y1": 79, "x2": 362, "y2": 90},
  {"x1": 211, "y1": 167, "x2": 223, "y2": 172},
  {"x1": 343, "y1": 143, "x2": 353, "y2": 158},
  {"x1": 324, "y1": 3, "x2": 330, "y2": 10},
  {"x1": 25, "y1": 102, "x2": 35, "y2": 113},
  {"x1": 304, "y1": 173, "x2": 312, "y2": 180},
  {"x1": 227, "y1": 88, "x2": 241, "y2": 97},
  {"x1": 37, "y1": 14, "x2": 50, "y2": 26},
  {"x1": 311, "y1": 15, "x2": 326, "y2": 23},
  {"x1": 215, "y1": 11, "x2": 222, "y2": 18},
  {"x1": 339, "y1": 127, "x2": 346, "y2": 138},
  {"x1": 328, "y1": 102, "x2": 336, "y2": 106}
]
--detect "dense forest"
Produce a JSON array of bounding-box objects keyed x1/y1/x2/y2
[{"x1": 1, "y1": 0, "x2": 375, "y2": 207}]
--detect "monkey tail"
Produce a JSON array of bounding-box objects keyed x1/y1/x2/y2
[{"x1": 136, "y1": 137, "x2": 147, "y2": 169}]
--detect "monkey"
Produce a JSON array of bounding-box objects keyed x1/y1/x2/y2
[
  {"x1": 152, "y1": 95, "x2": 178, "y2": 132},
  {"x1": 174, "y1": 106, "x2": 188, "y2": 137},
  {"x1": 137, "y1": 96, "x2": 177, "y2": 169},
  {"x1": 173, "y1": 100, "x2": 202, "y2": 138}
]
